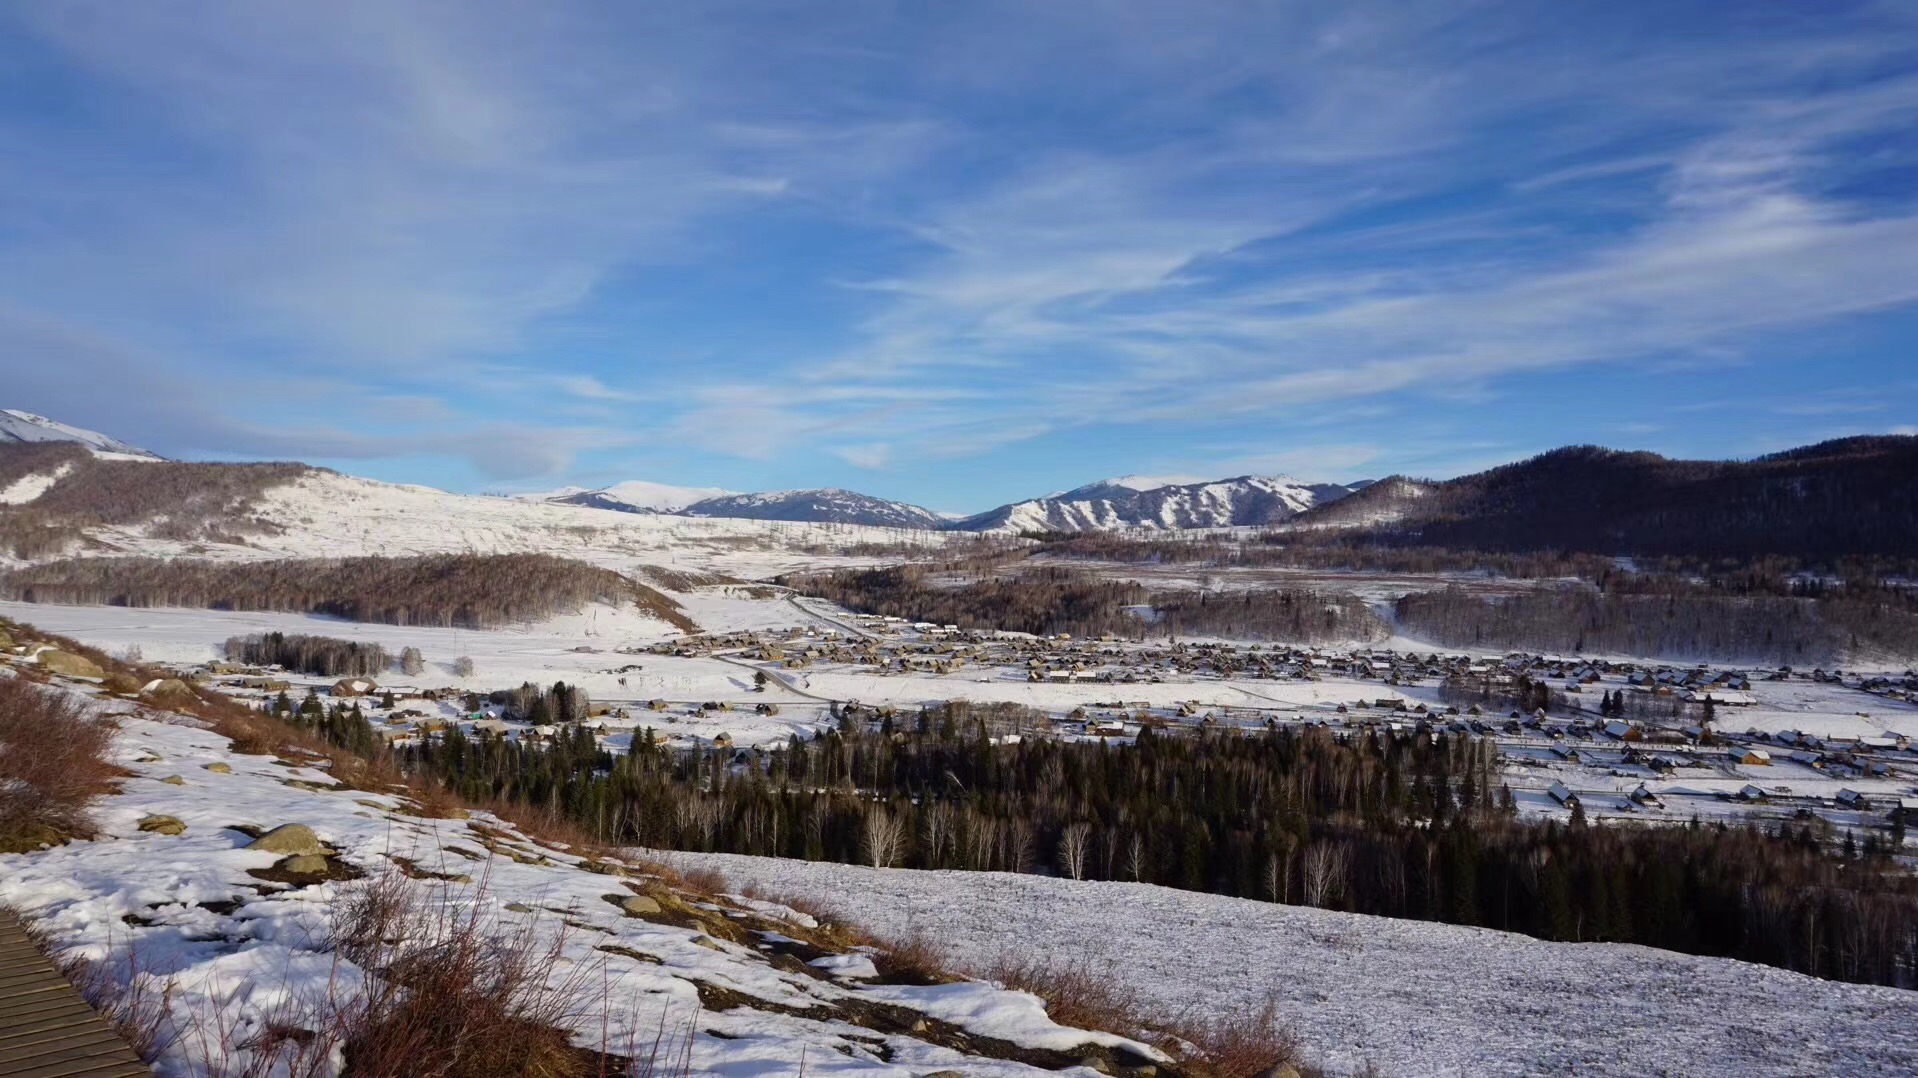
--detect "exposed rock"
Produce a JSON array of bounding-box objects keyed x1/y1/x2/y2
[
  {"x1": 504, "y1": 903, "x2": 535, "y2": 913},
  {"x1": 203, "y1": 762, "x2": 232, "y2": 774},
  {"x1": 39, "y1": 650, "x2": 104, "y2": 680},
  {"x1": 279, "y1": 853, "x2": 330, "y2": 875},
  {"x1": 104, "y1": 673, "x2": 145, "y2": 695},
  {"x1": 245, "y1": 823, "x2": 326, "y2": 856},
  {"x1": 137, "y1": 815, "x2": 186, "y2": 835},
  {"x1": 691, "y1": 935, "x2": 725, "y2": 951},
  {"x1": 0, "y1": 629, "x2": 13, "y2": 648},
  {"x1": 159, "y1": 775, "x2": 186, "y2": 786}
]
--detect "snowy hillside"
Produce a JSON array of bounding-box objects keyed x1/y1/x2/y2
[
  {"x1": 1283, "y1": 476, "x2": 1440, "y2": 531},
  {"x1": 678, "y1": 854, "x2": 1918, "y2": 1078},
  {"x1": 954, "y1": 474, "x2": 1359, "y2": 533},
  {"x1": 679, "y1": 488, "x2": 947, "y2": 529},
  {"x1": 0, "y1": 409, "x2": 161, "y2": 459},
  {"x1": 0, "y1": 649, "x2": 1172, "y2": 1077},
  {"x1": 5, "y1": 467, "x2": 961, "y2": 579}
]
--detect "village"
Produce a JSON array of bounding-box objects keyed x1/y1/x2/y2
[{"x1": 120, "y1": 597, "x2": 1918, "y2": 845}]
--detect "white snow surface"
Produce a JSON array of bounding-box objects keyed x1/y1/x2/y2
[
  {"x1": 673, "y1": 854, "x2": 1918, "y2": 1078},
  {"x1": 0, "y1": 672, "x2": 1159, "y2": 1077},
  {"x1": 0, "y1": 409, "x2": 161, "y2": 458}
]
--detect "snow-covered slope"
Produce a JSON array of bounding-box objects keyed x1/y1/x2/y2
[
  {"x1": 681, "y1": 854, "x2": 1918, "y2": 1078},
  {"x1": 0, "y1": 409, "x2": 161, "y2": 459},
  {"x1": 953, "y1": 475, "x2": 1359, "y2": 533},
  {"x1": 679, "y1": 488, "x2": 946, "y2": 529}
]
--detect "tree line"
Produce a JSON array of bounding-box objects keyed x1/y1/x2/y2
[{"x1": 225, "y1": 632, "x2": 390, "y2": 677}]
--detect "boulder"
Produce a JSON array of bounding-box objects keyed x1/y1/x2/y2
[
  {"x1": 0, "y1": 629, "x2": 13, "y2": 649},
  {"x1": 140, "y1": 679, "x2": 195, "y2": 703},
  {"x1": 39, "y1": 650, "x2": 104, "y2": 680},
  {"x1": 246, "y1": 823, "x2": 327, "y2": 856},
  {"x1": 104, "y1": 673, "x2": 145, "y2": 695},
  {"x1": 137, "y1": 815, "x2": 187, "y2": 835},
  {"x1": 203, "y1": 762, "x2": 232, "y2": 774},
  {"x1": 618, "y1": 895, "x2": 662, "y2": 917},
  {"x1": 159, "y1": 775, "x2": 186, "y2": 786},
  {"x1": 278, "y1": 853, "x2": 331, "y2": 875}
]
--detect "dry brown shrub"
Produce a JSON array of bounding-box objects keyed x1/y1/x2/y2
[
  {"x1": 1159, "y1": 996, "x2": 1304, "y2": 1078},
  {"x1": 863, "y1": 930, "x2": 960, "y2": 985},
  {"x1": 0, "y1": 676, "x2": 119, "y2": 850},
  {"x1": 330, "y1": 872, "x2": 670, "y2": 1078}
]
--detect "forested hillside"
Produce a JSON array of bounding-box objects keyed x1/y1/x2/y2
[
  {"x1": 1295, "y1": 436, "x2": 1918, "y2": 559},
  {"x1": 0, "y1": 553, "x2": 695, "y2": 631},
  {"x1": 787, "y1": 564, "x2": 1388, "y2": 643}
]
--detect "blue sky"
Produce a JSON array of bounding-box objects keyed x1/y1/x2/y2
[{"x1": 2, "y1": 1, "x2": 1915, "y2": 513}]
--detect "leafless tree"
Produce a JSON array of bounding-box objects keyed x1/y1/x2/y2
[
  {"x1": 863, "y1": 804, "x2": 908, "y2": 869},
  {"x1": 399, "y1": 646, "x2": 425, "y2": 677},
  {"x1": 1057, "y1": 821, "x2": 1093, "y2": 881},
  {"x1": 1301, "y1": 841, "x2": 1350, "y2": 908},
  {"x1": 452, "y1": 656, "x2": 476, "y2": 678}
]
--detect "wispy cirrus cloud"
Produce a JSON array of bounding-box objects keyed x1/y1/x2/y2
[{"x1": 0, "y1": 1, "x2": 1913, "y2": 498}]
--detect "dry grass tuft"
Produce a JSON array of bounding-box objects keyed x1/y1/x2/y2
[
  {"x1": 983, "y1": 953, "x2": 1148, "y2": 1038},
  {"x1": 675, "y1": 865, "x2": 727, "y2": 896}
]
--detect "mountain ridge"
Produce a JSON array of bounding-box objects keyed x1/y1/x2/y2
[{"x1": 0, "y1": 409, "x2": 162, "y2": 459}]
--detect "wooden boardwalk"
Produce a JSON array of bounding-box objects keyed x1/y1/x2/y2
[{"x1": 0, "y1": 913, "x2": 148, "y2": 1077}]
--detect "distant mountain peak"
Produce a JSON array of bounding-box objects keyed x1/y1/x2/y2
[
  {"x1": 0, "y1": 409, "x2": 163, "y2": 459},
  {"x1": 953, "y1": 473, "x2": 1361, "y2": 533}
]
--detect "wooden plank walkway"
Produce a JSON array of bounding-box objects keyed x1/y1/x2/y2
[{"x1": 0, "y1": 912, "x2": 148, "y2": 1077}]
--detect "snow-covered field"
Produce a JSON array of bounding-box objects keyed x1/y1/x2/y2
[{"x1": 672, "y1": 854, "x2": 1918, "y2": 1078}]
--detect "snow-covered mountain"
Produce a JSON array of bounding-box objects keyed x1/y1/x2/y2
[
  {"x1": 951, "y1": 474, "x2": 1361, "y2": 533},
  {"x1": 543, "y1": 479, "x2": 738, "y2": 514},
  {"x1": 0, "y1": 409, "x2": 161, "y2": 459},
  {"x1": 679, "y1": 488, "x2": 946, "y2": 529}
]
